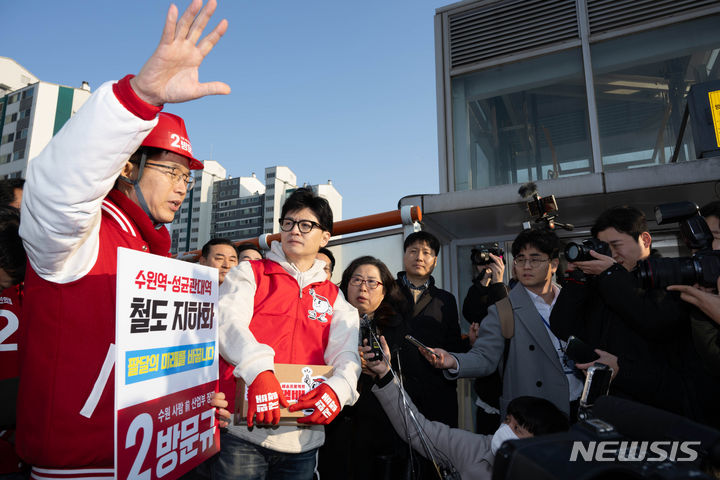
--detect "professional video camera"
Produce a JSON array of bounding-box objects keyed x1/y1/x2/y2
[
  {"x1": 492, "y1": 365, "x2": 720, "y2": 480},
  {"x1": 564, "y1": 238, "x2": 611, "y2": 263},
  {"x1": 636, "y1": 201, "x2": 720, "y2": 289},
  {"x1": 518, "y1": 182, "x2": 573, "y2": 232},
  {"x1": 471, "y1": 243, "x2": 505, "y2": 266}
]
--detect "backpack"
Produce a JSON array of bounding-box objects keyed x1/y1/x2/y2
[{"x1": 472, "y1": 296, "x2": 514, "y2": 410}]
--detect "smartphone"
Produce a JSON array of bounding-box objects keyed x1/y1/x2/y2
[
  {"x1": 405, "y1": 335, "x2": 438, "y2": 359},
  {"x1": 360, "y1": 327, "x2": 383, "y2": 362},
  {"x1": 580, "y1": 363, "x2": 613, "y2": 408},
  {"x1": 566, "y1": 336, "x2": 600, "y2": 364}
]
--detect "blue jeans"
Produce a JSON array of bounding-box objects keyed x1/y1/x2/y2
[{"x1": 210, "y1": 431, "x2": 317, "y2": 480}]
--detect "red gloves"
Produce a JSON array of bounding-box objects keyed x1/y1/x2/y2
[
  {"x1": 289, "y1": 383, "x2": 341, "y2": 425},
  {"x1": 246, "y1": 370, "x2": 289, "y2": 427}
]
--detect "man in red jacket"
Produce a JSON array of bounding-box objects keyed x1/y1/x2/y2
[{"x1": 16, "y1": 1, "x2": 229, "y2": 478}]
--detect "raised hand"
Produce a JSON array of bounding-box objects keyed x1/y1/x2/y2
[{"x1": 131, "y1": 0, "x2": 231, "y2": 106}]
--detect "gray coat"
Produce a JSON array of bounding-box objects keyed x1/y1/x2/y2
[
  {"x1": 372, "y1": 377, "x2": 494, "y2": 480},
  {"x1": 445, "y1": 284, "x2": 570, "y2": 417}
]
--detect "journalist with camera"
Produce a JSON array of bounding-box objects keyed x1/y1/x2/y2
[
  {"x1": 550, "y1": 205, "x2": 719, "y2": 428},
  {"x1": 660, "y1": 201, "x2": 720, "y2": 382},
  {"x1": 462, "y1": 244, "x2": 509, "y2": 434}
]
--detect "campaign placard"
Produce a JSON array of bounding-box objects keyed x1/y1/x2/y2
[{"x1": 115, "y1": 247, "x2": 219, "y2": 480}]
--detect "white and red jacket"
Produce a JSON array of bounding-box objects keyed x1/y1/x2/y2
[
  {"x1": 17, "y1": 79, "x2": 164, "y2": 479},
  {"x1": 218, "y1": 240, "x2": 361, "y2": 453}
]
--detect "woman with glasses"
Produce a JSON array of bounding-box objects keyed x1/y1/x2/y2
[{"x1": 318, "y1": 256, "x2": 410, "y2": 480}]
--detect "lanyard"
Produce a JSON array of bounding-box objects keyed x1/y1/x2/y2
[{"x1": 540, "y1": 314, "x2": 574, "y2": 374}]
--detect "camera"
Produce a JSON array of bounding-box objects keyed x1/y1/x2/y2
[
  {"x1": 636, "y1": 202, "x2": 720, "y2": 289},
  {"x1": 471, "y1": 243, "x2": 504, "y2": 266},
  {"x1": 518, "y1": 182, "x2": 573, "y2": 232},
  {"x1": 493, "y1": 395, "x2": 720, "y2": 480},
  {"x1": 564, "y1": 238, "x2": 611, "y2": 263}
]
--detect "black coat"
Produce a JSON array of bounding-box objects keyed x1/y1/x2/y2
[
  {"x1": 550, "y1": 263, "x2": 718, "y2": 426},
  {"x1": 396, "y1": 272, "x2": 463, "y2": 428},
  {"x1": 318, "y1": 307, "x2": 409, "y2": 480},
  {"x1": 462, "y1": 280, "x2": 509, "y2": 326}
]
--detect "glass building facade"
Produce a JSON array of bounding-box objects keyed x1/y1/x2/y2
[{"x1": 444, "y1": 1, "x2": 720, "y2": 192}]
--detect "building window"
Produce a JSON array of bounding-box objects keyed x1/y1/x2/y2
[
  {"x1": 19, "y1": 109, "x2": 31, "y2": 120},
  {"x1": 12, "y1": 150, "x2": 24, "y2": 161},
  {"x1": 591, "y1": 16, "x2": 720, "y2": 170},
  {"x1": 17, "y1": 128, "x2": 27, "y2": 140},
  {"x1": 7, "y1": 93, "x2": 19, "y2": 104},
  {"x1": 0, "y1": 154, "x2": 11, "y2": 164},
  {"x1": 21, "y1": 89, "x2": 33, "y2": 100},
  {"x1": 192, "y1": 207, "x2": 200, "y2": 212},
  {"x1": 5, "y1": 113, "x2": 17, "y2": 123},
  {"x1": 451, "y1": 47, "x2": 591, "y2": 190},
  {"x1": 1, "y1": 133, "x2": 14, "y2": 144}
]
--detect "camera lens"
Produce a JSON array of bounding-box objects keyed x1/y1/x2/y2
[
  {"x1": 635, "y1": 257, "x2": 699, "y2": 289},
  {"x1": 565, "y1": 243, "x2": 582, "y2": 262}
]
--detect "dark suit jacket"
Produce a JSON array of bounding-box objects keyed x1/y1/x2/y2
[{"x1": 396, "y1": 272, "x2": 463, "y2": 427}]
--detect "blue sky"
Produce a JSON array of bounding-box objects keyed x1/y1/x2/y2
[{"x1": 5, "y1": 1, "x2": 452, "y2": 220}]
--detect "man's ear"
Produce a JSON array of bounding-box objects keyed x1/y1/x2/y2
[
  {"x1": 319, "y1": 230, "x2": 331, "y2": 248},
  {"x1": 120, "y1": 161, "x2": 138, "y2": 182},
  {"x1": 640, "y1": 231, "x2": 652, "y2": 249},
  {"x1": 550, "y1": 257, "x2": 560, "y2": 273}
]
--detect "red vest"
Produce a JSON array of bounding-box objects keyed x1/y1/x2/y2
[
  {"x1": 219, "y1": 259, "x2": 339, "y2": 407},
  {"x1": 16, "y1": 190, "x2": 170, "y2": 469}
]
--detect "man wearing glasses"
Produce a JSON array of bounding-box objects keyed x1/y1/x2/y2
[
  {"x1": 216, "y1": 187, "x2": 360, "y2": 480},
  {"x1": 424, "y1": 228, "x2": 582, "y2": 421},
  {"x1": 16, "y1": 1, "x2": 228, "y2": 477}
]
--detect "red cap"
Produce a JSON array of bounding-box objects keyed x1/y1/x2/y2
[{"x1": 141, "y1": 112, "x2": 203, "y2": 170}]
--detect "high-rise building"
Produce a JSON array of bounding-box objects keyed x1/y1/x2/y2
[
  {"x1": 211, "y1": 173, "x2": 266, "y2": 242},
  {"x1": 0, "y1": 57, "x2": 91, "y2": 179},
  {"x1": 211, "y1": 166, "x2": 342, "y2": 244},
  {"x1": 171, "y1": 160, "x2": 226, "y2": 254},
  {"x1": 262, "y1": 166, "x2": 298, "y2": 234}
]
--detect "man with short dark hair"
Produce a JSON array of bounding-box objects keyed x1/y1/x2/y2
[
  {"x1": 428, "y1": 228, "x2": 581, "y2": 419},
  {"x1": 550, "y1": 205, "x2": 697, "y2": 419},
  {"x1": 396, "y1": 231, "x2": 463, "y2": 429},
  {"x1": 316, "y1": 246, "x2": 335, "y2": 281},
  {"x1": 216, "y1": 187, "x2": 360, "y2": 480},
  {"x1": 0, "y1": 179, "x2": 24, "y2": 210},
  {"x1": 236, "y1": 242, "x2": 263, "y2": 262},
  {"x1": 15, "y1": 1, "x2": 229, "y2": 476},
  {"x1": 198, "y1": 237, "x2": 238, "y2": 285}
]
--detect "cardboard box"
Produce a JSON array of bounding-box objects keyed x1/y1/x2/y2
[{"x1": 234, "y1": 364, "x2": 335, "y2": 426}]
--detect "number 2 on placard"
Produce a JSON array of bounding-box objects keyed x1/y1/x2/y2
[
  {"x1": 0, "y1": 310, "x2": 18, "y2": 352},
  {"x1": 126, "y1": 413, "x2": 153, "y2": 480}
]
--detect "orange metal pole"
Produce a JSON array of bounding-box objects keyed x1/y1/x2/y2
[{"x1": 176, "y1": 205, "x2": 421, "y2": 262}]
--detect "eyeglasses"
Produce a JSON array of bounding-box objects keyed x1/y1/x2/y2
[
  {"x1": 144, "y1": 162, "x2": 195, "y2": 190},
  {"x1": 512, "y1": 257, "x2": 550, "y2": 268},
  {"x1": 279, "y1": 218, "x2": 324, "y2": 234},
  {"x1": 349, "y1": 276, "x2": 383, "y2": 290}
]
